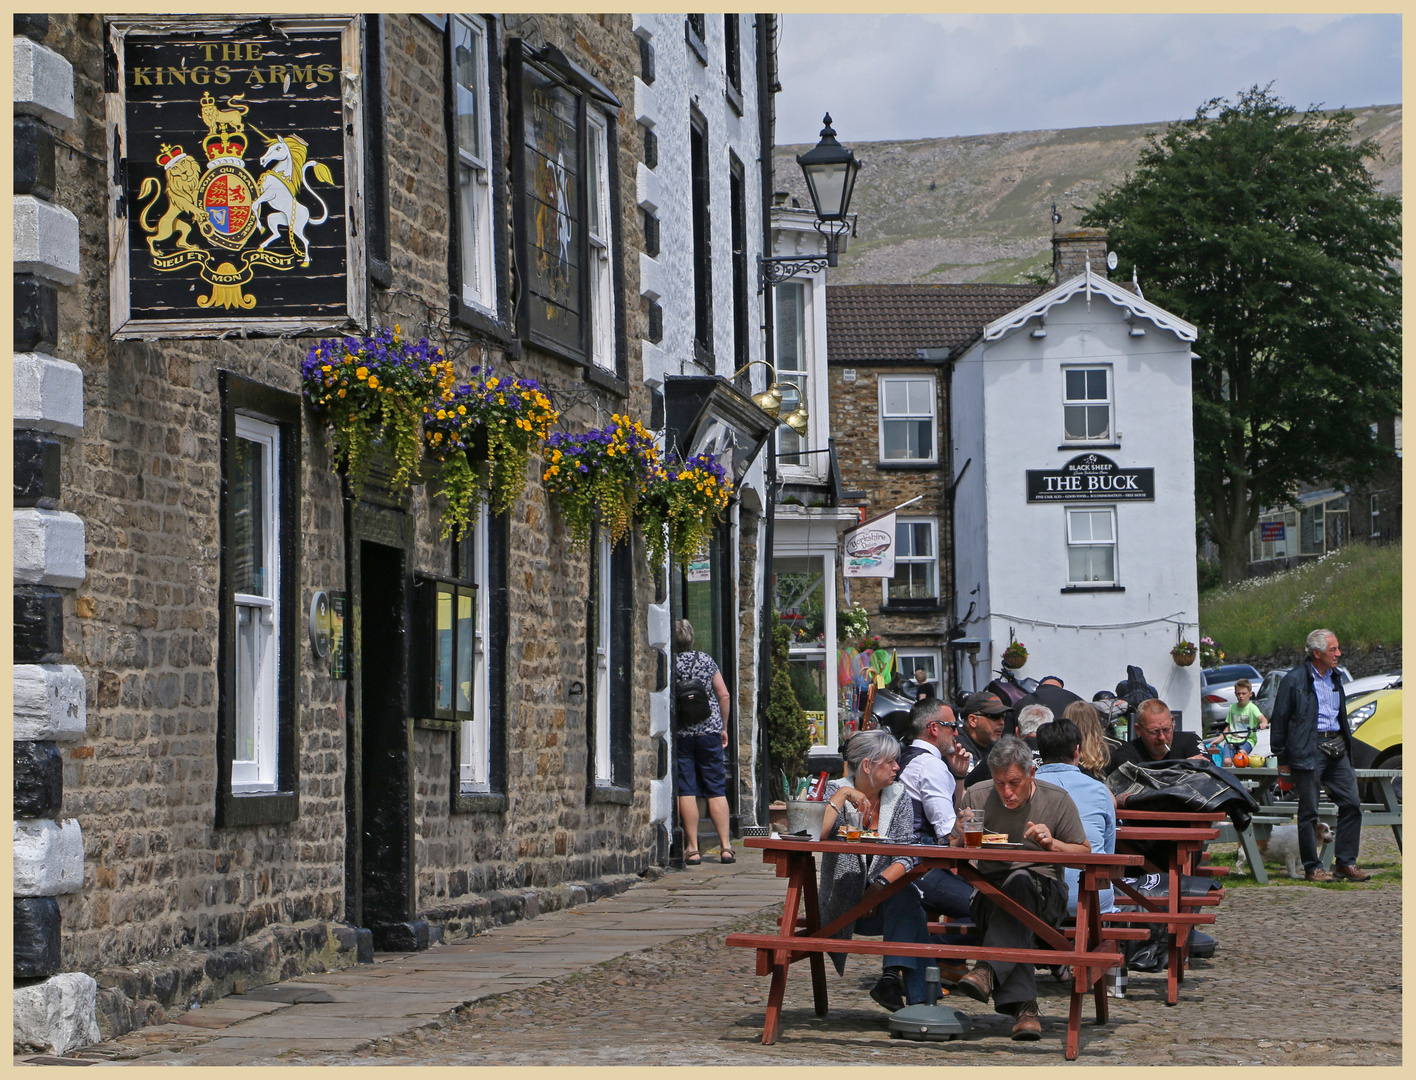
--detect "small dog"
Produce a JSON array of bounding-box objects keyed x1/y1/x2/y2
[{"x1": 1236, "y1": 822, "x2": 1335, "y2": 878}]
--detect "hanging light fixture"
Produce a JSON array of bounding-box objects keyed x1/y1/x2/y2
[{"x1": 759, "y1": 114, "x2": 861, "y2": 290}]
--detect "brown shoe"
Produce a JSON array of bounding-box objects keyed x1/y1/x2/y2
[
  {"x1": 1333, "y1": 864, "x2": 1372, "y2": 882},
  {"x1": 953, "y1": 963, "x2": 995, "y2": 1003},
  {"x1": 1305, "y1": 867, "x2": 1335, "y2": 882},
  {"x1": 938, "y1": 960, "x2": 969, "y2": 985},
  {"x1": 1011, "y1": 1001, "x2": 1043, "y2": 1041}
]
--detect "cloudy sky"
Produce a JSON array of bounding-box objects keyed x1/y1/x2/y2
[{"x1": 776, "y1": 13, "x2": 1402, "y2": 144}]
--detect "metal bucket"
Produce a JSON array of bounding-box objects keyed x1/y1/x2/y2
[{"x1": 785, "y1": 799, "x2": 829, "y2": 839}]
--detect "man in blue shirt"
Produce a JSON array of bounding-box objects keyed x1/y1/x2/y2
[
  {"x1": 1035, "y1": 718, "x2": 1117, "y2": 914},
  {"x1": 1271, "y1": 629, "x2": 1369, "y2": 882}
]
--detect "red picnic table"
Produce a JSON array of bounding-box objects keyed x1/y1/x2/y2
[
  {"x1": 1111, "y1": 808, "x2": 1230, "y2": 1005},
  {"x1": 726, "y1": 836, "x2": 1145, "y2": 1059}
]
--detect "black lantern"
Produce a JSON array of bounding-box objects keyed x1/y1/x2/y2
[
  {"x1": 759, "y1": 114, "x2": 861, "y2": 290},
  {"x1": 796, "y1": 113, "x2": 859, "y2": 262}
]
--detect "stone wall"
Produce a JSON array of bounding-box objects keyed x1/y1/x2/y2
[{"x1": 30, "y1": 13, "x2": 659, "y2": 1038}]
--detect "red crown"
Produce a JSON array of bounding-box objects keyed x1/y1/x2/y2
[
  {"x1": 203, "y1": 132, "x2": 247, "y2": 161},
  {"x1": 156, "y1": 143, "x2": 188, "y2": 169}
]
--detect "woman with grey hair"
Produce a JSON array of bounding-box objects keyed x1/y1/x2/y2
[
  {"x1": 817, "y1": 726, "x2": 932, "y2": 1012},
  {"x1": 673, "y1": 620, "x2": 734, "y2": 865}
]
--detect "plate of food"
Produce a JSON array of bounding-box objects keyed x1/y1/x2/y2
[{"x1": 981, "y1": 833, "x2": 1025, "y2": 848}]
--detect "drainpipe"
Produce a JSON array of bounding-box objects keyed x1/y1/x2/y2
[{"x1": 754, "y1": 14, "x2": 778, "y2": 827}]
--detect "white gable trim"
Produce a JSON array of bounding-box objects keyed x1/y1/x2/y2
[{"x1": 983, "y1": 268, "x2": 1198, "y2": 343}]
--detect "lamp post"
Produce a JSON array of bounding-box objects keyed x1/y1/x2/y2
[{"x1": 759, "y1": 114, "x2": 861, "y2": 292}]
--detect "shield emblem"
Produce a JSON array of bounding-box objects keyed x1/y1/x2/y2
[{"x1": 199, "y1": 166, "x2": 257, "y2": 249}]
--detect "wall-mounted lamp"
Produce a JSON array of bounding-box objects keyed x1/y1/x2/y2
[
  {"x1": 758, "y1": 114, "x2": 861, "y2": 293},
  {"x1": 733, "y1": 359, "x2": 785, "y2": 417}
]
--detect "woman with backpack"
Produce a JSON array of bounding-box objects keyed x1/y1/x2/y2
[{"x1": 674, "y1": 620, "x2": 734, "y2": 865}]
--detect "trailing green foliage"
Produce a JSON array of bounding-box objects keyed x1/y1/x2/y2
[
  {"x1": 1083, "y1": 86, "x2": 1402, "y2": 585},
  {"x1": 764, "y1": 620, "x2": 812, "y2": 799},
  {"x1": 1200, "y1": 542, "x2": 1401, "y2": 655}
]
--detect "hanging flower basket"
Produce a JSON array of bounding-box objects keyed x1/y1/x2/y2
[
  {"x1": 543, "y1": 413, "x2": 660, "y2": 550},
  {"x1": 1199, "y1": 636, "x2": 1225, "y2": 667},
  {"x1": 423, "y1": 370, "x2": 558, "y2": 540},
  {"x1": 302, "y1": 326, "x2": 453, "y2": 498},
  {"x1": 1172, "y1": 640, "x2": 1198, "y2": 667},
  {"x1": 1002, "y1": 642, "x2": 1028, "y2": 669},
  {"x1": 640, "y1": 451, "x2": 732, "y2": 571}
]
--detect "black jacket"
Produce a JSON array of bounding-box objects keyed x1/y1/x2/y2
[{"x1": 1270, "y1": 662, "x2": 1351, "y2": 770}]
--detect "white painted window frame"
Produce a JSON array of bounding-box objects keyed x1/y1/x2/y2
[
  {"x1": 878, "y1": 375, "x2": 937, "y2": 463},
  {"x1": 460, "y1": 498, "x2": 492, "y2": 791},
  {"x1": 774, "y1": 279, "x2": 815, "y2": 473},
  {"x1": 232, "y1": 415, "x2": 280, "y2": 792},
  {"x1": 896, "y1": 648, "x2": 943, "y2": 691},
  {"x1": 886, "y1": 516, "x2": 939, "y2": 601},
  {"x1": 593, "y1": 534, "x2": 613, "y2": 785},
  {"x1": 1061, "y1": 364, "x2": 1114, "y2": 444},
  {"x1": 587, "y1": 109, "x2": 615, "y2": 371},
  {"x1": 1065, "y1": 506, "x2": 1118, "y2": 586},
  {"x1": 452, "y1": 13, "x2": 496, "y2": 315}
]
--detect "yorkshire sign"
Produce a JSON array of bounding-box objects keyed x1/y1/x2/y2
[
  {"x1": 108, "y1": 16, "x2": 366, "y2": 336},
  {"x1": 1026, "y1": 454, "x2": 1155, "y2": 503},
  {"x1": 843, "y1": 511, "x2": 896, "y2": 578}
]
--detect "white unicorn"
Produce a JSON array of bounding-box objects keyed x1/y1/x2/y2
[{"x1": 250, "y1": 134, "x2": 333, "y2": 266}]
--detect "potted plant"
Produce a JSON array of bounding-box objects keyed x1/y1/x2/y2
[
  {"x1": 542, "y1": 413, "x2": 660, "y2": 549},
  {"x1": 640, "y1": 450, "x2": 732, "y2": 571},
  {"x1": 302, "y1": 325, "x2": 453, "y2": 498},
  {"x1": 423, "y1": 369, "x2": 558, "y2": 540},
  {"x1": 1171, "y1": 639, "x2": 1198, "y2": 666},
  {"x1": 1199, "y1": 636, "x2": 1225, "y2": 666},
  {"x1": 1002, "y1": 640, "x2": 1028, "y2": 669}
]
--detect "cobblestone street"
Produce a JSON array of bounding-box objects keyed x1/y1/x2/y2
[{"x1": 51, "y1": 827, "x2": 1399, "y2": 1068}]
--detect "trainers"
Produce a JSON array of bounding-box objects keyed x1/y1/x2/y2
[
  {"x1": 953, "y1": 963, "x2": 995, "y2": 1003},
  {"x1": 1333, "y1": 864, "x2": 1372, "y2": 882},
  {"x1": 1011, "y1": 1001, "x2": 1043, "y2": 1041},
  {"x1": 1305, "y1": 867, "x2": 1335, "y2": 882},
  {"x1": 869, "y1": 968, "x2": 908, "y2": 1012}
]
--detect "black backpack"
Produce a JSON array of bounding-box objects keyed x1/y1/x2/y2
[
  {"x1": 675, "y1": 655, "x2": 713, "y2": 727},
  {"x1": 1115, "y1": 664, "x2": 1158, "y2": 714}
]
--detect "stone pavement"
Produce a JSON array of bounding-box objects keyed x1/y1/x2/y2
[{"x1": 19, "y1": 828, "x2": 1403, "y2": 1066}]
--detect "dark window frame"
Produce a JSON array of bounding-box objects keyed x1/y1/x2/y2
[
  {"x1": 216, "y1": 372, "x2": 301, "y2": 828},
  {"x1": 587, "y1": 527, "x2": 634, "y2": 801},
  {"x1": 729, "y1": 152, "x2": 748, "y2": 373},
  {"x1": 685, "y1": 14, "x2": 708, "y2": 64},
  {"x1": 690, "y1": 108, "x2": 713, "y2": 364},
  {"x1": 723, "y1": 14, "x2": 743, "y2": 113},
  {"x1": 362, "y1": 13, "x2": 391, "y2": 288}
]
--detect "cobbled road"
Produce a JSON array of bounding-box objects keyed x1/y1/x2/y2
[{"x1": 289, "y1": 869, "x2": 1401, "y2": 1065}]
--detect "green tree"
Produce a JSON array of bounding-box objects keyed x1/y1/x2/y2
[
  {"x1": 1082, "y1": 86, "x2": 1401, "y2": 585},
  {"x1": 764, "y1": 620, "x2": 811, "y2": 798}
]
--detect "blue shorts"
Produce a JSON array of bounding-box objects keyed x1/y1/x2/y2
[{"x1": 675, "y1": 730, "x2": 727, "y2": 798}]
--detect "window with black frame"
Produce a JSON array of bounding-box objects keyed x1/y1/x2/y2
[
  {"x1": 509, "y1": 41, "x2": 621, "y2": 373},
  {"x1": 690, "y1": 109, "x2": 713, "y2": 361}
]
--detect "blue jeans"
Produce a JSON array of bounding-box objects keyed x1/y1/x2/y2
[
  {"x1": 855, "y1": 882, "x2": 931, "y2": 1004},
  {"x1": 1291, "y1": 752, "x2": 1362, "y2": 871}
]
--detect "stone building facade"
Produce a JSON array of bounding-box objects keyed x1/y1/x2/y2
[{"x1": 13, "y1": 12, "x2": 782, "y2": 1052}]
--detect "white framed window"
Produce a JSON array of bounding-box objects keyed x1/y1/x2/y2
[
  {"x1": 897, "y1": 650, "x2": 943, "y2": 696},
  {"x1": 459, "y1": 501, "x2": 492, "y2": 791},
  {"x1": 886, "y1": 518, "x2": 938, "y2": 602},
  {"x1": 1370, "y1": 493, "x2": 1381, "y2": 538},
  {"x1": 878, "y1": 376, "x2": 936, "y2": 462},
  {"x1": 587, "y1": 109, "x2": 615, "y2": 370},
  {"x1": 1063, "y1": 366, "x2": 1113, "y2": 442},
  {"x1": 593, "y1": 534, "x2": 613, "y2": 785},
  {"x1": 452, "y1": 14, "x2": 495, "y2": 314},
  {"x1": 1066, "y1": 507, "x2": 1117, "y2": 585},
  {"x1": 232, "y1": 415, "x2": 280, "y2": 792},
  {"x1": 775, "y1": 280, "x2": 809, "y2": 464}
]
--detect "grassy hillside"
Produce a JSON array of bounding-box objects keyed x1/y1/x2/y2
[
  {"x1": 773, "y1": 104, "x2": 1401, "y2": 286},
  {"x1": 1199, "y1": 543, "x2": 1402, "y2": 657}
]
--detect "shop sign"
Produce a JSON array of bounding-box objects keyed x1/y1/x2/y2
[
  {"x1": 1026, "y1": 454, "x2": 1155, "y2": 502},
  {"x1": 107, "y1": 16, "x2": 365, "y2": 337},
  {"x1": 843, "y1": 511, "x2": 896, "y2": 577}
]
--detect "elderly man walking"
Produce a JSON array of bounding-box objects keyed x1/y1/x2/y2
[
  {"x1": 950, "y1": 736, "x2": 1090, "y2": 1040},
  {"x1": 1270, "y1": 629, "x2": 1370, "y2": 882}
]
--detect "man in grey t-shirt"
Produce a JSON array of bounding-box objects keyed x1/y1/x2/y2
[{"x1": 950, "y1": 736, "x2": 1090, "y2": 1041}]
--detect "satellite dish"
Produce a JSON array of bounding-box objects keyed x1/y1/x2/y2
[{"x1": 1107, "y1": 251, "x2": 1119, "y2": 271}]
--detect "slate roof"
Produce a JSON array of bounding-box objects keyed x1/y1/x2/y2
[{"x1": 826, "y1": 283, "x2": 1049, "y2": 363}]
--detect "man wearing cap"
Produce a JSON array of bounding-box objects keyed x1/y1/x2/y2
[{"x1": 957, "y1": 692, "x2": 1008, "y2": 787}]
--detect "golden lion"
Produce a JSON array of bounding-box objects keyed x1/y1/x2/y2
[
  {"x1": 200, "y1": 92, "x2": 249, "y2": 136},
  {"x1": 138, "y1": 154, "x2": 203, "y2": 254}
]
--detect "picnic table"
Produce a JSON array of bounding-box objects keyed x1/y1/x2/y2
[
  {"x1": 1215, "y1": 766, "x2": 1402, "y2": 883},
  {"x1": 1112, "y1": 809, "x2": 1229, "y2": 1005},
  {"x1": 726, "y1": 836, "x2": 1144, "y2": 1059}
]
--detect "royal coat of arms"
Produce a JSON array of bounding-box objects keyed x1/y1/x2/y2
[{"x1": 138, "y1": 91, "x2": 335, "y2": 310}]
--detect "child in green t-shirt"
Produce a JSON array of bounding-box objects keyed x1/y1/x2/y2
[{"x1": 1221, "y1": 678, "x2": 1267, "y2": 753}]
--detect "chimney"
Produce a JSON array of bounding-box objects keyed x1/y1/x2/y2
[{"x1": 1052, "y1": 227, "x2": 1109, "y2": 285}]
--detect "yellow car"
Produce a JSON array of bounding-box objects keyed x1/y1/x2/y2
[{"x1": 1347, "y1": 687, "x2": 1401, "y2": 799}]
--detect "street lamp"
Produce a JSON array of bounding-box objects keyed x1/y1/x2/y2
[{"x1": 759, "y1": 114, "x2": 861, "y2": 291}]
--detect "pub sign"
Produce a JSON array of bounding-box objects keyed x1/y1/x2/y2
[
  {"x1": 1026, "y1": 454, "x2": 1155, "y2": 502},
  {"x1": 107, "y1": 16, "x2": 366, "y2": 337}
]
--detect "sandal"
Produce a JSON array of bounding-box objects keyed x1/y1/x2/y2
[
  {"x1": 684, "y1": 851, "x2": 702, "y2": 866},
  {"x1": 720, "y1": 849, "x2": 736, "y2": 864}
]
